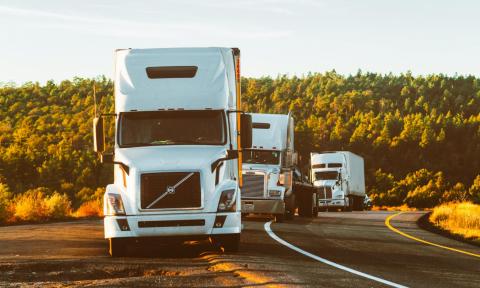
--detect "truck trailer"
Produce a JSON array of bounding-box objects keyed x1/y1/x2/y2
[
  {"x1": 241, "y1": 113, "x2": 296, "y2": 222},
  {"x1": 310, "y1": 151, "x2": 365, "y2": 211},
  {"x1": 93, "y1": 47, "x2": 253, "y2": 256}
]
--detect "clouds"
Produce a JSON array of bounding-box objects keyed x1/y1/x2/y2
[
  {"x1": 0, "y1": 3, "x2": 293, "y2": 40},
  {"x1": 0, "y1": 0, "x2": 479, "y2": 84}
]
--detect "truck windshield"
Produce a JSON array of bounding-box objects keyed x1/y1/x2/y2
[
  {"x1": 315, "y1": 171, "x2": 339, "y2": 181},
  {"x1": 119, "y1": 110, "x2": 226, "y2": 147},
  {"x1": 243, "y1": 150, "x2": 280, "y2": 165}
]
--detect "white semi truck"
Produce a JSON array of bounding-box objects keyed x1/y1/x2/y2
[
  {"x1": 93, "y1": 47, "x2": 253, "y2": 256},
  {"x1": 310, "y1": 151, "x2": 365, "y2": 211},
  {"x1": 241, "y1": 113, "x2": 296, "y2": 222}
]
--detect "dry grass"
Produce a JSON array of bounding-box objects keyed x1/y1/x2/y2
[
  {"x1": 371, "y1": 204, "x2": 419, "y2": 211},
  {"x1": 75, "y1": 199, "x2": 103, "y2": 218},
  {"x1": 430, "y1": 202, "x2": 480, "y2": 241}
]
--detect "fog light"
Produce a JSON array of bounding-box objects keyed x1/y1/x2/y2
[
  {"x1": 116, "y1": 219, "x2": 130, "y2": 231},
  {"x1": 214, "y1": 215, "x2": 227, "y2": 228}
]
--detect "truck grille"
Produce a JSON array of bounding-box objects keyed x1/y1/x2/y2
[
  {"x1": 141, "y1": 172, "x2": 201, "y2": 209},
  {"x1": 317, "y1": 186, "x2": 332, "y2": 199},
  {"x1": 241, "y1": 173, "x2": 265, "y2": 198}
]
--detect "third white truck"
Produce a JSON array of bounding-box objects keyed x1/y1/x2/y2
[{"x1": 310, "y1": 151, "x2": 365, "y2": 211}]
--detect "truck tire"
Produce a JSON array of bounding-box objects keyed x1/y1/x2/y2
[
  {"x1": 212, "y1": 234, "x2": 240, "y2": 253},
  {"x1": 354, "y1": 196, "x2": 364, "y2": 211},
  {"x1": 311, "y1": 193, "x2": 318, "y2": 217},
  {"x1": 109, "y1": 238, "x2": 128, "y2": 257},
  {"x1": 345, "y1": 196, "x2": 353, "y2": 212}
]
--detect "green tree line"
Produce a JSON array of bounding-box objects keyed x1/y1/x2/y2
[{"x1": 0, "y1": 72, "x2": 479, "y2": 215}]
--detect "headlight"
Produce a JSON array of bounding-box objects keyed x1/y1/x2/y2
[
  {"x1": 278, "y1": 173, "x2": 285, "y2": 185},
  {"x1": 106, "y1": 193, "x2": 125, "y2": 215},
  {"x1": 217, "y1": 189, "x2": 236, "y2": 212},
  {"x1": 268, "y1": 189, "x2": 282, "y2": 197}
]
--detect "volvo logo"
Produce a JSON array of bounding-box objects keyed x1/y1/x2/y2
[{"x1": 166, "y1": 186, "x2": 176, "y2": 194}]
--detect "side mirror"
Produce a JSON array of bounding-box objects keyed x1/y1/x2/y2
[
  {"x1": 93, "y1": 117, "x2": 105, "y2": 153},
  {"x1": 211, "y1": 150, "x2": 239, "y2": 172},
  {"x1": 240, "y1": 113, "x2": 252, "y2": 149}
]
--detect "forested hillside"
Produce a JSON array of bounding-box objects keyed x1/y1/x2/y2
[{"x1": 0, "y1": 72, "x2": 479, "y2": 220}]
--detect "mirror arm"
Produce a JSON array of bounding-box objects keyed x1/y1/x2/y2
[
  {"x1": 113, "y1": 161, "x2": 129, "y2": 175},
  {"x1": 211, "y1": 150, "x2": 239, "y2": 172}
]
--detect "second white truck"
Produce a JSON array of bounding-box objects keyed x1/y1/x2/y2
[
  {"x1": 241, "y1": 113, "x2": 296, "y2": 221},
  {"x1": 311, "y1": 151, "x2": 365, "y2": 211}
]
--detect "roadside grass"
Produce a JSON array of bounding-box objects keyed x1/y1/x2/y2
[{"x1": 429, "y1": 202, "x2": 480, "y2": 242}]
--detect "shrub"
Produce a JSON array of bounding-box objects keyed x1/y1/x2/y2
[
  {"x1": 44, "y1": 193, "x2": 72, "y2": 219},
  {"x1": 469, "y1": 175, "x2": 480, "y2": 204},
  {"x1": 0, "y1": 183, "x2": 13, "y2": 224},
  {"x1": 75, "y1": 199, "x2": 103, "y2": 218},
  {"x1": 369, "y1": 169, "x2": 395, "y2": 206},
  {"x1": 405, "y1": 179, "x2": 443, "y2": 208},
  {"x1": 75, "y1": 187, "x2": 95, "y2": 203},
  {"x1": 14, "y1": 188, "x2": 49, "y2": 222},
  {"x1": 442, "y1": 182, "x2": 470, "y2": 203},
  {"x1": 75, "y1": 187, "x2": 105, "y2": 203}
]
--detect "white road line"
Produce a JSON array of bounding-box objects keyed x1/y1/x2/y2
[{"x1": 264, "y1": 221, "x2": 408, "y2": 288}]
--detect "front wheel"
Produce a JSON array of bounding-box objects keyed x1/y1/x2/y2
[
  {"x1": 285, "y1": 194, "x2": 295, "y2": 220},
  {"x1": 212, "y1": 234, "x2": 240, "y2": 253},
  {"x1": 108, "y1": 238, "x2": 128, "y2": 257}
]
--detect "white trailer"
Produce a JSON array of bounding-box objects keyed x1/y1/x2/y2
[
  {"x1": 93, "y1": 47, "x2": 253, "y2": 256},
  {"x1": 310, "y1": 151, "x2": 365, "y2": 211},
  {"x1": 241, "y1": 113, "x2": 296, "y2": 222}
]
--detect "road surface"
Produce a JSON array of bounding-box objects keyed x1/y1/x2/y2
[{"x1": 0, "y1": 211, "x2": 478, "y2": 287}]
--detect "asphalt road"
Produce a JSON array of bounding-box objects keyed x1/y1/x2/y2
[{"x1": 0, "y1": 211, "x2": 478, "y2": 287}]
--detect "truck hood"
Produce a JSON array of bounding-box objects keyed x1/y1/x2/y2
[{"x1": 116, "y1": 146, "x2": 226, "y2": 172}]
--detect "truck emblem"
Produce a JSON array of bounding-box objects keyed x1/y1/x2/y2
[
  {"x1": 146, "y1": 172, "x2": 194, "y2": 209},
  {"x1": 166, "y1": 186, "x2": 176, "y2": 194}
]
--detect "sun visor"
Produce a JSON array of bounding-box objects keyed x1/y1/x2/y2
[
  {"x1": 250, "y1": 114, "x2": 289, "y2": 150},
  {"x1": 115, "y1": 48, "x2": 234, "y2": 112}
]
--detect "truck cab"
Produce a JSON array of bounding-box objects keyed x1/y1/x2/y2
[
  {"x1": 311, "y1": 151, "x2": 365, "y2": 212},
  {"x1": 241, "y1": 113, "x2": 296, "y2": 221},
  {"x1": 93, "y1": 47, "x2": 252, "y2": 256}
]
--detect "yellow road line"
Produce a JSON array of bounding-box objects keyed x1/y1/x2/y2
[{"x1": 385, "y1": 212, "x2": 480, "y2": 259}]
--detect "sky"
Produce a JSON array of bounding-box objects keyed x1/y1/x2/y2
[{"x1": 1, "y1": 0, "x2": 479, "y2": 84}]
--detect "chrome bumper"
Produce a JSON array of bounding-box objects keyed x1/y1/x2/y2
[
  {"x1": 241, "y1": 199, "x2": 285, "y2": 214},
  {"x1": 318, "y1": 198, "x2": 346, "y2": 207}
]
